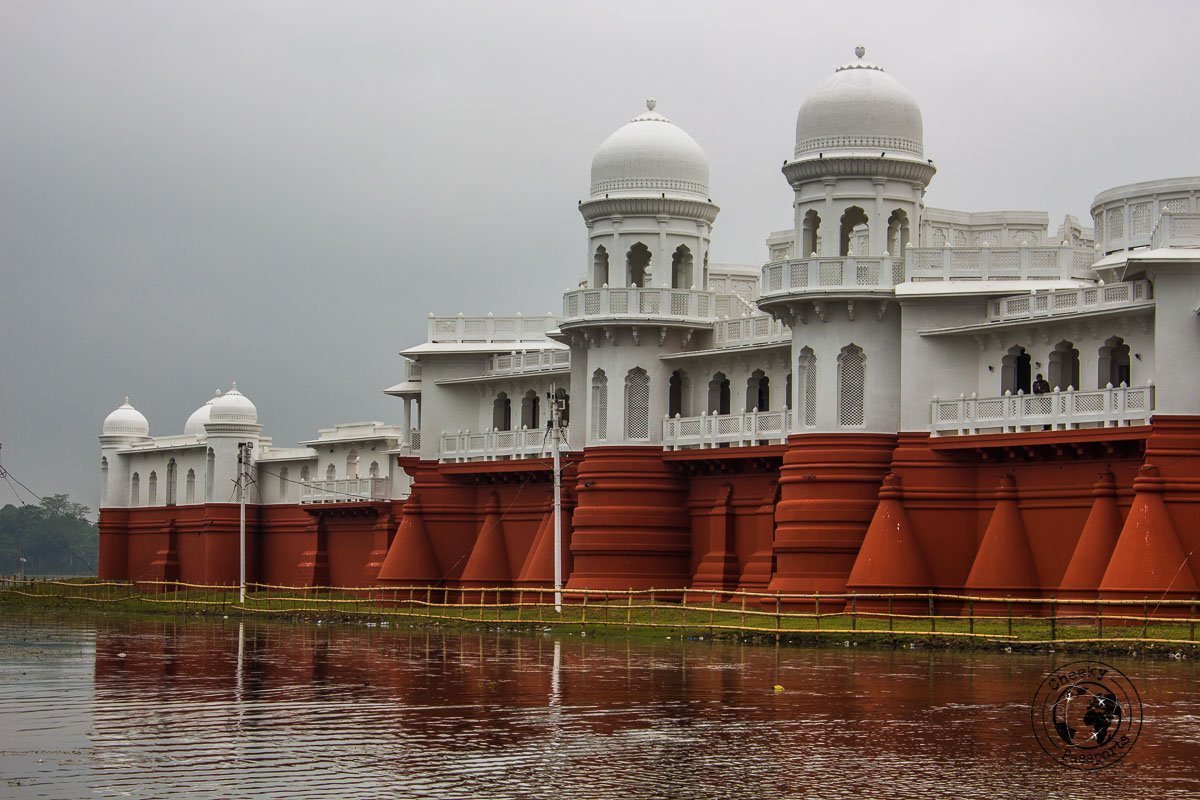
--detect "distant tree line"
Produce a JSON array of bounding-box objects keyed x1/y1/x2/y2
[{"x1": 0, "y1": 495, "x2": 98, "y2": 576}]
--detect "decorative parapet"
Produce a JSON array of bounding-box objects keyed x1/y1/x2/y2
[
  {"x1": 906, "y1": 244, "x2": 1092, "y2": 282},
  {"x1": 761, "y1": 256, "x2": 904, "y2": 296},
  {"x1": 299, "y1": 477, "x2": 389, "y2": 504},
  {"x1": 663, "y1": 410, "x2": 791, "y2": 449},
  {"x1": 439, "y1": 427, "x2": 561, "y2": 462},
  {"x1": 712, "y1": 314, "x2": 790, "y2": 347},
  {"x1": 427, "y1": 313, "x2": 559, "y2": 344},
  {"x1": 485, "y1": 350, "x2": 570, "y2": 376},
  {"x1": 1151, "y1": 211, "x2": 1200, "y2": 249},
  {"x1": 930, "y1": 384, "x2": 1154, "y2": 436},
  {"x1": 561, "y1": 286, "x2": 716, "y2": 325},
  {"x1": 986, "y1": 281, "x2": 1152, "y2": 323},
  {"x1": 406, "y1": 361, "x2": 422, "y2": 381}
]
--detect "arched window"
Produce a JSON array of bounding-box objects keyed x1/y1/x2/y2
[
  {"x1": 802, "y1": 210, "x2": 821, "y2": 256},
  {"x1": 130, "y1": 472, "x2": 140, "y2": 507},
  {"x1": 165, "y1": 459, "x2": 177, "y2": 506},
  {"x1": 707, "y1": 372, "x2": 731, "y2": 415},
  {"x1": 300, "y1": 465, "x2": 311, "y2": 482},
  {"x1": 626, "y1": 242, "x2": 651, "y2": 287},
  {"x1": 1098, "y1": 336, "x2": 1131, "y2": 387},
  {"x1": 837, "y1": 344, "x2": 866, "y2": 427},
  {"x1": 369, "y1": 461, "x2": 379, "y2": 478},
  {"x1": 798, "y1": 348, "x2": 817, "y2": 427},
  {"x1": 593, "y1": 245, "x2": 609, "y2": 287},
  {"x1": 671, "y1": 245, "x2": 694, "y2": 289},
  {"x1": 591, "y1": 369, "x2": 608, "y2": 441},
  {"x1": 185, "y1": 468, "x2": 196, "y2": 504},
  {"x1": 1048, "y1": 340, "x2": 1081, "y2": 391},
  {"x1": 346, "y1": 449, "x2": 359, "y2": 478},
  {"x1": 555, "y1": 387, "x2": 570, "y2": 427},
  {"x1": 279, "y1": 467, "x2": 290, "y2": 500},
  {"x1": 205, "y1": 448, "x2": 215, "y2": 502},
  {"x1": 746, "y1": 369, "x2": 769, "y2": 412},
  {"x1": 148, "y1": 471, "x2": 158, "y2": 506},
  {"x1": 886, "y1": 209, "x2": 910, "y2": 254},
  {"x1": 668, "y1": 369, "x2": 691, "y2": 417},
  {"x1": 1001, "y1": 345, "x2": 1032, "y2": 394},
  {"x1": 625, "y1": 367, "x2": 650, "y2": 440},
  {"x1": 100, "y1": 457, "x2": 109, "y2": 507},
  {"x1": 521, "y1": 389, "x2": 540, "y2": 429},
  {"x1": 492, "y1": 392, "x2": 512, "y2": 431},
  {"x1": 839, "y1": 206, "x2": 869, "y2": 256},
  {"x1": 785, "y1": 373, "x2": 793, "y2": 411},
  {"x1": 326, "y1": 463, "x2": 336, "y2": 480}
]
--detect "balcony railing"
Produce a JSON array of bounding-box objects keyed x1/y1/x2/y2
[
  {"x1": 439, "y1": 427, "x2": 562, "y2": 462},
  {"x1": 562, "y1": 287, "x2": 716, "y2": 324},
  {"x1": 987, "y1": 280, "x2": 1152, "y2": 323},
  {"x1": 761, "y1": 256, "x2": 904, "y2": 296},
  {"x1": 299, "y1": 477, "x2": 389, "y2": 504},
  {"x1": 713, "y1": 314, "x2": 790, "y2": 348},
  {"x1": 1151, "y1": 211, "x2": 1200, "y2": 249},
  {"x1": 663, "y1": 410, "x2": 792, "y2": 449},
  {"x1": 930, "y1": 384, "x2": 1154, "y2": 436},
  {"x1": 406, "y1": 361, "x2": 422, "y2": 381},
  {"x1": 486, "y1": 350, "x2": 571, "y2": 376},
  {"x1": 428, "y1": 313, "x2": 559, "y2": 343}
]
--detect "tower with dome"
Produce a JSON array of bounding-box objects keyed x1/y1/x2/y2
[{"x1": 97, "y1": 50, "x2": 1200, "y2": 608}]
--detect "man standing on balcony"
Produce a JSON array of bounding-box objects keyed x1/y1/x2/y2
[{"x1": 1032, "y1": 373, "x2": 1051, "y2": 394}]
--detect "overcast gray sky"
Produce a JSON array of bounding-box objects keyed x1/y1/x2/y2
[{"x1": 2, "y1": 0, "x2": 1198, "y2": 515}]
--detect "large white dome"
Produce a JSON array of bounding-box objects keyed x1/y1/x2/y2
[
  {"x1": 184, "y1": 389, "x2": 222, "y2": 435},
  {"x1": 209, "y1": 383, "x2": 257, "y2": 425},
  {"x1": 590, "y1": 100, "x2": 710, "y2": 200},
  {"x1": 794, "y1": 48, "x2": 924, "y2": 160},
  {"x1": 102, "y1": 397, "x2": 149, "y2": 437}
]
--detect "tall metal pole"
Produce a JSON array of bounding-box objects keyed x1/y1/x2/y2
[
  {"x1": 238, "y1": 442, "x2": 248, "y2": 606},
  {"x1": 551, "y1": 390, "x2": 563, "y2": 613}
]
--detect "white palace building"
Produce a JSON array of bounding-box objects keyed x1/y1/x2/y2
[{"x1": 97, "y1": 49, "x2": 1200, "y2": 596}]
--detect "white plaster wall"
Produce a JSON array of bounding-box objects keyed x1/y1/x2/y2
[{"x1": 1146, "y1": 270, "x2": 1200, "y2": 414}]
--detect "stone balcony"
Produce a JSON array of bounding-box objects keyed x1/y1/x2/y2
[
  {"x1": 1151, "y1": 211, "x2": 1200, "y2": 249},
  {"x1": 663, "y1": 409, "x2": 792, "y2": 449},
  {"x1": 299, "y1": 477, "x2": 389, "y2": 504},
  {"x1": 485, "y1": 349, "x2": 571, "y2": 376},
  {"x1": 427, "y1": 313, "x2": 559, "y2": 344},
  {"x1": 930, "y1": 384, "x2": 1154, "y2": 436},
  {"x1": 439, "y1": 427, "x2": 561, "y2": 462},
  {"x1": 712, "y1": 314, "x2": 790, "y2": 348},
  {"x1": 761, "y1": 255, "x2": 904, "y2": 296},
  {"x1": 986, "y1": 281, "x2": 1152, "y2": 323},
  {"x1": 561, "y1": 286, "x2": 716, "y2": 326}
]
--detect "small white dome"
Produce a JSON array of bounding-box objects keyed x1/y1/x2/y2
[
  {"x1": 794, "y1": 48, "x2": 924, "y2": 160},
  {"x1": 184, "y1": 389, "x2": 222, "y2": 435},
  {"x1": 102, "y1": 397, "x2": 149, "y2": 437},
  {"x1": 590, "y1": 100, "x2": 710, "y2": 200},
  {"x1": 209, "y1": 382, "x2": 257, "y2": 425}
]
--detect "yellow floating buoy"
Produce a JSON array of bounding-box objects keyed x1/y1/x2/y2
[{"x1": 773, "y1": 684, "x2": 784, "y2": 693}]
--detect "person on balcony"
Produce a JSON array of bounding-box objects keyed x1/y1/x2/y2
[{"x1": 1032, "y1": 374, "x2": 1051, "y2": 394}]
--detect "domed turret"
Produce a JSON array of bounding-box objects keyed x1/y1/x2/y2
[
  {"x1": 794, "y1": 47, "x2": 924, "y2": 161},
  {"x1": 102, "y1": 397, "x2": 150, "y2": 437},
  {"x1": 590, "y1": 100, "x2": 710, "y2": 201},
  {"x1": 184, "y1": 389, "x2": 222, "y2": 435},
  {"x1": 208, "y1": 382, "x2": 257, "y2": 426}
]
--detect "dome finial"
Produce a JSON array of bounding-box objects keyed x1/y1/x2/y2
[
  {"x1": 123, "y1": 396, "x2": 130, "y2": 405},
  {"x1": 646, "y1": 98, "x2": 656, "y2": 111},
  {"x1": 855, "y1": 45, "x2": 866, "y2": 59}
]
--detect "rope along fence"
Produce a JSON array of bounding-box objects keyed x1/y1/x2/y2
[{"x1": 4, "y1": 577, "x2": 1200, "y2": 646}]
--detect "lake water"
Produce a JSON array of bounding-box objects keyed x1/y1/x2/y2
[{"x1": 2, "y1": 611, "x2": 1199, "y2": 799}]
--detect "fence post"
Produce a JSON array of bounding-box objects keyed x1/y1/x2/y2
[
  {"x1": 1192, "y1": 601, "x2": 1196, "y2": 642},
  {"x1": 581, "y1": 590, "x2": 588, "y2": 630},
  {"x1": 1097, "y1": 597, "x2": 1103, "y2": 640},
  {"x1": 969, "y1": 599, "x2": 974, "y2": 636},
  {"x1": 650, "y1": 588, "x2": 656, "y2": 627},
  {"x1": 626, "y1": 590, "x2": 633, "y2": 628},
  {"x1": 1007, "y1": 596, "x2": 1013, "y2": 638},
  {"x1": 1049, "y1": 595, "x2": 1057, "y2": 641},
  {"x1": 928, "y1": 591, "x2": 935, "y2": 633},
  {"x1": 709, "y1": 589, "x2": 717, "y2": 638},
  {"x1": 851, "y1": 595, "x2": 857, "y2": 631},
  {"x1": 774, "y1": 592, "x2": 782, "y2": 643},
  {"x1": 814, "y1": 591, "x2": 820, "y2": 631},
  {"x1": 1142, "y1": 596, "x2": 1149, "y2": 639},
  {"x1": 887, "y1": 597, "x2": 894, "y2": 634}
]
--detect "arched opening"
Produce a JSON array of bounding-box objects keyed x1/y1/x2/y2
[
  {"x1": 591, "y1": 369, "x2": 608, "y2": 441},
  {"x1": 300, "y1": 465, "x2": 310, "y2": 482},
  {"x1": 1048, "y1": 340, "x2": 1081, "y2": 391},
  {"x1": 746, "y1": 369, "x2": 770, "y2": 412},
  {"x1": 626, "y1": 242, "x2": 651, "y2": 287},
  {"x1": 555, "y1": 387, "x2": 570, "y2": 427},
  {"x1": 492, "y1": 392, "x2": 512, "y2": 431},
  {"x1": 165, "y1": 459, "x2": 177, "y2": 506},
  {"x1": 802, "y1": 210, "x2": 821, "y2": 256},
  {"x1": 593, "y1": 245, "x2": 609, "y2": 287},
  {"x1": 625, "y1": 367, "x2": 650, "y2": 440},
  {"x1": 798, "y1": 348, "x2": 816, "y2": 427},
  {"x1": 100, "y1": 457, "x2": 109, "y2": 506},
  {"x1": 369, "y1": 461, "x2": 379, "y2": 478},
  {"x1": 886, "y1": 209, "x2": 910, "y2": 254},
  {"x1": 837, "y1": 344, "x2": 866, "y2": 427},
  {"x1": 326, "y1": 463, "x2": 336, "y2": 480},
  {"x1": 671, "y1": 245, "x2": 694, "y2": 289},
  {"x1": 839, "y1": 206, "x2": 869, "y2": 256},
  {"x1": 521, "y1": 389, "x2": 540, "y2": 429},
  {"x1": 1098, "y1": 336, "x2": 1131, "y2": 387},
  {"x1": 185, "y1": 468, "x2": 195, "y2": 504},
  {"x1": 346, "y1": 449, "x2": 360, "y2": 478},
  {"x1": 1001, "y1": 345, "x2": 1032, "y2": 394},
  {"x1": 148, "y1": 471, "x2": 158, "y2": 506},
  {"x1": 205, "y1": 448, "x2": 215, "y2": 502},
  {"x1": 130, "y1": 472, "x2": 140, "y2": 507},
  {"x1": 707, "y1": 372, "x2": 731, "y2": 415},
  {"x1": 668, "y1": 369, "x2": 692, "y2": 417},
  {"x1": 279, "y1": 467, "x2": 289, "y2": 500},
  {"x1": 785, "y1": 373, "x2": 793, "y2": 410}
]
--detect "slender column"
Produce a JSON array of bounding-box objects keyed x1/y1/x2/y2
[
  {"x1": 871, "y1": 178, "x2": 885, "y2": 256},
  {"x1": 656, "y1": 216, "x2": 668, "y2": 286},
  {"x1": 610, "y1": 217, "x2": 622, "y2": 286},
  {"x1": 822, "y1": 180, "x2": 837, "y2": 256}
]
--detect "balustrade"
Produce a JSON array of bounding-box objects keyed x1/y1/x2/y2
[
  {"x1": 930, "y1": 384, "x2": 1154, "y2": 436},
  {"x1": 562, "y1": 286, "x2": 716, "y2": 323},
  {"x1": 439, "y1": 427, "x2": 562, "y2": 462},
  {"x1": 663, "y1": 409, "x2": 792, "y2": 449},
  {"x1": 299, "y1": 477, "x2": 389, "y2": 504}
]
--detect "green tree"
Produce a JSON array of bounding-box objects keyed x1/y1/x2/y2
[{"x1": 0, "y1": 495, "x2": 98, "y2": 575}]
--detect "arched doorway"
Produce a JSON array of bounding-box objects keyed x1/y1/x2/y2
[
  {"x1": 1048, "y1": 340, "x2": 1081, "y2": 390},
  {"x1": 626, "y1": 242, "x2": 651, "y2": 287},
  {"x1": 1098, "y1": 336, "x2": 1131, "y2": 387},
  {"x1": 746, "y1": 369, "x2": 769, "y2": 412},
  {"x1": 707, "y1": 372, "x2": 731, "y2": 415},
  {"x1": 593, "y1": 246, "x2": 609, "y2": 287},
  {"x1": 1001, "y1": 345, "x2": 1032, "y2": 394},
  {"x1": 802, "y1": 210, "x2": 821, "y2": 256},
  {"x1": 492, "y1": 392, "x2": 512, "y2": 431},
  {"x1": 839, "y1": 206, "x2": 869, "y2": 256},
  {"x1": 671, "y1": 245, "x2": 694, "y2": 289},
  {"x1": 668, "y1": 369, "x2": 691, "y2": 417}
]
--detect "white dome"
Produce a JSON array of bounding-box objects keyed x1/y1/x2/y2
[
  {"x1": 794, "y1": 48, "x2": 923, "y2": 160},
  {"x1": 102, "y1": 397, "x2": 149, "y2": 437},
  {"x1": 184, "y1": 389, "x2": 222, "y2": 435},
  {"x1": 209, "y1": 382, "x2": 257, "y2": 425},
  {"x1": 590, "y1": 100, "x2": 710, "y2": 200}
]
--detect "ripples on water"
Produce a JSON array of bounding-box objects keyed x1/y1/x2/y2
[{"x1": 1, "y1": 612, "x2": 1199, "y2": 799}]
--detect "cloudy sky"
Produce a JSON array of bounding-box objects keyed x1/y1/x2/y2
[{"x1": 2, "y1": 0, "x2": 1198, "y2": 515}]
